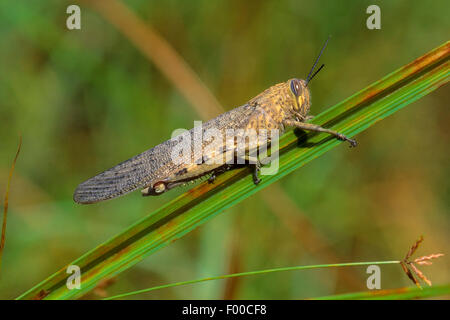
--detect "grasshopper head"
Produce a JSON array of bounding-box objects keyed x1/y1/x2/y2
[{"x1": 288, "y1": 78, "x2": 311, "y2": 117}]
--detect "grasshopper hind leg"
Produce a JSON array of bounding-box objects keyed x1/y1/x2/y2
[
  {"x1": 207, "y1": 164, "x2": 233, "y2": 184},
  {"x1": 208, "y1": 174, "x2": 217, "y2": 183},
  {"x1": 141, "y1": 181, "x2": 167, "y2": 196},
  {"x1": 205, "y1": 158, "x2": 263, "y2": 186}
]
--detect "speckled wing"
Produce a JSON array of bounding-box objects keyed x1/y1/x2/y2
[
  {"x1": 73, "y1": 139, "x2": 178, "y2": 204},
  {"x1": 73, "y1": 103, "x2": 258, "y2": 204}
]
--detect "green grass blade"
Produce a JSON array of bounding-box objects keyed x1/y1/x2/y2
[
  {"x1": 313, "y1": 283, "x2": 450, "y2": 300},
  {"x1": 17, "y1": 41, "x2": 449, "y2": 300},
  {"x1": 105, "y1": 261, "x2": 400, "y2": 300}
]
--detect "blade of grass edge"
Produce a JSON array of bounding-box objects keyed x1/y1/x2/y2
[{"x1": 17, "y1": 41, "x2": 449, "y2": 300}]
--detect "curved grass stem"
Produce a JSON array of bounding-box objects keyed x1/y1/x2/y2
[{"x1": 105, "y1": 260, "x2": 400, "y2": 300}]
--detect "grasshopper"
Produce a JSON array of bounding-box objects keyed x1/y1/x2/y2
[{"x1": 74, "y1": 39, "x2": 356, "y2": 204}]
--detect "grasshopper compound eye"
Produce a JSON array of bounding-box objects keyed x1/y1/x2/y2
[{"x1": 290, "y1": 78, "x2": 302, "y2": 96}]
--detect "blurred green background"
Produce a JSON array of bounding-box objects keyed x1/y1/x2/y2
[{"x1": 0, "y1": 0, "x2": 448, "y2": 299}]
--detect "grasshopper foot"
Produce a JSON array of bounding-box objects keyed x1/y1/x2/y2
[
  {"x1": 208, "y1": 174, "x2": 216, "y2": 184},
  {"x1": 337, "y1": 133, "x2": 357, "y2": 147}
]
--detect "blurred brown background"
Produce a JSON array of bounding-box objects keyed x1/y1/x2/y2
[{"x1": 0, "y1": 0, "x2": 448, "y2": 299}]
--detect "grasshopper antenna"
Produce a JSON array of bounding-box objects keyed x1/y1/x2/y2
[{"x1": 306, "y1": 35, "x2": 331, "y2": 86}]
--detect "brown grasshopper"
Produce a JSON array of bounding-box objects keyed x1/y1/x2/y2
[{"x1": 74, "y1": 39, "x2": 356, "y2": 204}]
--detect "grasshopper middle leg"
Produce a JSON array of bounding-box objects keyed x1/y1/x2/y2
[
  {"x1": 236, "y1": 154, "x2": 261, "y2": 185},
  {"x1": 250, "y1": 162, "x2": 261, "y2": 185}
]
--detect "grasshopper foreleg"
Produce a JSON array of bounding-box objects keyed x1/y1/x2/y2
[{"x1": 284, "y1": 119, "x2": 357, "y2": 147}]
